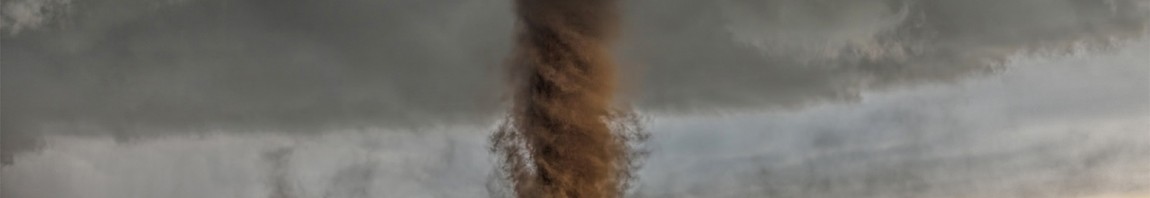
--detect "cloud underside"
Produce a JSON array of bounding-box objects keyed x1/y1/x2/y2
[{"x1": 1, "y1": 0, "x2": 1148, "y2": 153}]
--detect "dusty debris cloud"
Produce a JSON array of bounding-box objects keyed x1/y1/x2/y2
[{"x1": 490, "y1": 0, "x2": 643, "y2": 197}]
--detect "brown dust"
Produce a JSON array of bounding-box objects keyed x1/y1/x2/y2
[{"x1": 490, "y1": 0, "x2": 646, "y2": 197}]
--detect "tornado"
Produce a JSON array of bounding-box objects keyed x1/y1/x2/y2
[{"x1": 490, "y1": 0, "x2": 644, "y2": 197}]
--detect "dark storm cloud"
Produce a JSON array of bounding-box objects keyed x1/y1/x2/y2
[
  {"x1": 624, "y1": 0, "x2": 1149, "y2": 112},
  {"x1": 2, "y1": 0, "x2": 513, "y2": 130},
  {"x1": 2, "y1": 0, "x2": 1147, "y2": 158},
  {"x1": 1, "y1": 0, "x2": 516, "y2": 158}
]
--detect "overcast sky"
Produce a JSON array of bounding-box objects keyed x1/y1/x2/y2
[{"x1": 2, "y1": 0, "x2": 1149, "y2": 197}]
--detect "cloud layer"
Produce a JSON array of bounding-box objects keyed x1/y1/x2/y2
[
  {"x1": 2, "y1": 0, "x2": 1148, "y2": 158},
  {"x1": 633, "y1": 42, "x2": 1150, "y2": 197},
  {"x1": 3, "y1": 42, "x2": 1147, "y2": 198}
]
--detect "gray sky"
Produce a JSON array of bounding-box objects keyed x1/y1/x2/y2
[
  {"x1": 634, "y1": 41, "x2": 1150, "y2": 197},
  {"x1": 3, "y1": 41, "x2": 1147, "y2": 198},
  {"x1": 2, "y1": 0, "x2": 1149, "y2": 197}
]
